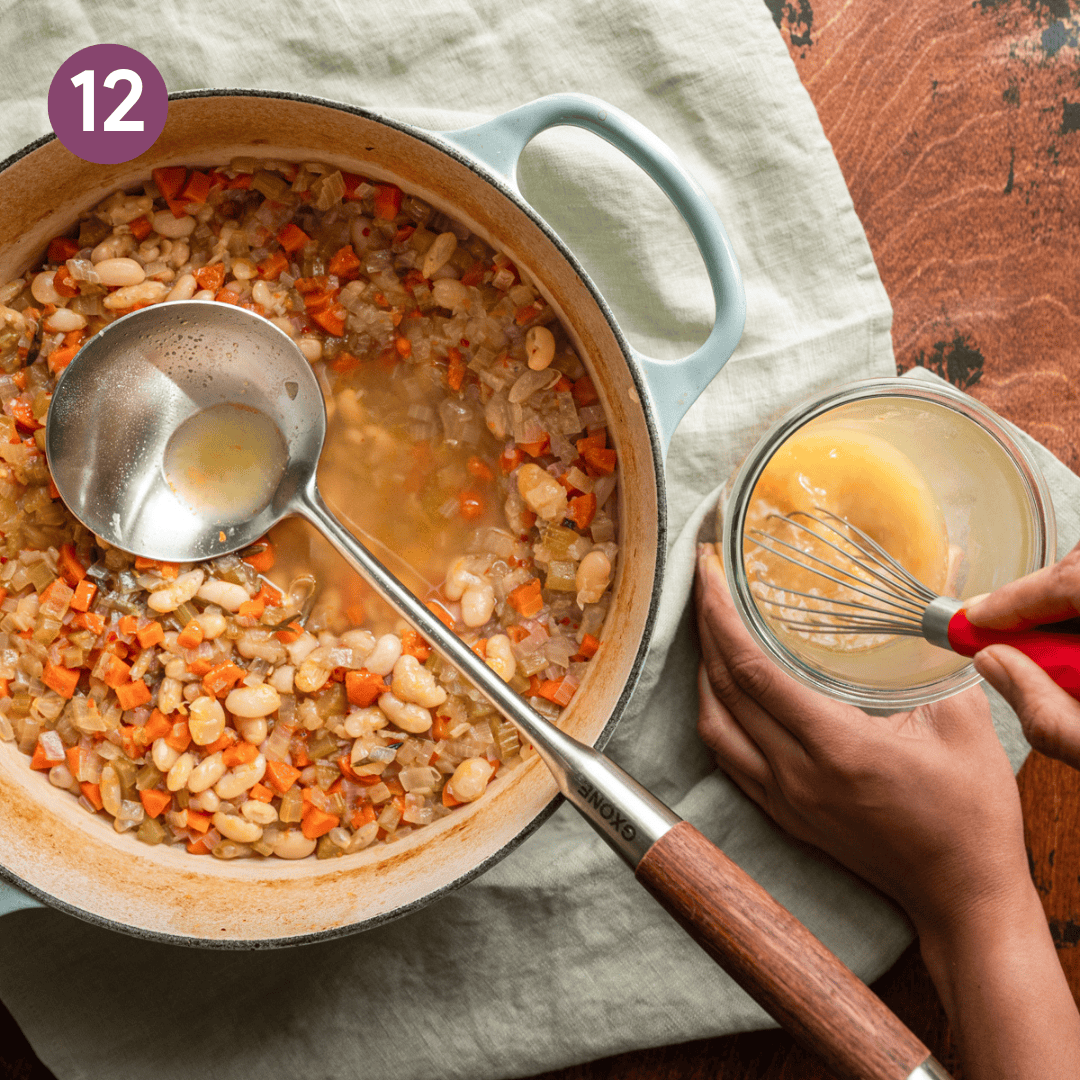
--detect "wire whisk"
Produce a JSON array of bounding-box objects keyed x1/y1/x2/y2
[{"x1": 745, "y1": 507, "x2": 1080, "y2": 700}]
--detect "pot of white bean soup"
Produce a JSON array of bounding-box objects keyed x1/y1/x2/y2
[{"x1": 0, "y1": 90, "x2": 745, "y2": 945}]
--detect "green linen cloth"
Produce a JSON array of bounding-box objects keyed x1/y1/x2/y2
[{"x1": 1, "y1": 1, "x2": 1070, "y2": 1078}]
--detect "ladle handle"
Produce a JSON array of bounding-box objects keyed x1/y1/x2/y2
[
  {"x1": 297, "y1": 483, "x2": 947, "y2": 1079},
  {"x1": 637, "y1": 822, "x2": 945, "y2": 1080}
]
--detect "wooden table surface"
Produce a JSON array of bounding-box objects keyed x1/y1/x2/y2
[{"x1": 3, "y1": 1, "x2": 1078, "y2": 1077}]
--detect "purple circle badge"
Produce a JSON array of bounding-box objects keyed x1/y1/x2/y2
[{"x1": 48, "y1": 44, "x2": 168, "y2": 165}]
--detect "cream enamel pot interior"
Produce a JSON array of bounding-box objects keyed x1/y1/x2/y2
[{"x1": 0, "y1": 91, "x2": 746, "y2": 943}]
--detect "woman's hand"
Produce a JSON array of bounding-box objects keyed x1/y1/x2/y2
[
  {"x1": 693, "y1": 544, "x2": 1029, "y2": 939},
  {"x1": 966, "y1": 542, "x2": 1080, "y2": 769}
]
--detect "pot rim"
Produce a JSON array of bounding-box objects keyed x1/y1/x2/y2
[{"x1": 0, "y1": 88, "x2": 669, "y2": 947}]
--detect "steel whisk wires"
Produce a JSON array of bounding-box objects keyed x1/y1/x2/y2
[{"x1": 746, "y1": 509, "x2": 936, "y2": 637}]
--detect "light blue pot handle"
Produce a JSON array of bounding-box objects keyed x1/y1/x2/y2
[
  {"x1": 0, "y1": 878, "x2": 43, "y2": 916},
  {"x1": 439, "y1": 93, "x2": 746, "y2": 458}
]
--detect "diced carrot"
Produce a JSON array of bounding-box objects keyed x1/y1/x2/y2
[
  {"x1": 519, "y1": 433, "x2": 550, "y2": 458},
  {"x1": 466, "y1": 455, "x2": 493, "y2": 482},
  {"x1": 345, "y1": 669, "x2": 387, "y2": 708},
  {"x1": 499, "y1": 446, "x2": 526, "y2": 474},
  {"x1": 237, "y1": 596, "x2": 265, "y2": 619},
  {"x1": 101, "y1": 653, "x2": 132, "y2": 689},
  {"x1": 175, "y1": 620, "x2": 203, "y2": 650},
  {"x1": 340, "y1": 171, "x2": 368, "y2": 200},
  {"x1": 11, "y1": 396, "x2": 42, "y2": 431},
  {"x1": 554, "y1": 375, "x2": 573, "y2": 393},
  {"x1": 460, "y1": 260, "x2": 485, "y2": 287},
  {"x1": 576, "y1": 432, "x2": 606, "y2": 454},
  {"x1": 265, "y1": 760, "x2": 301, "y2": 794},
  {"x1": 195, "y1": 264, "x2": 225, "y2": 292},
  {"x1": 186, "y1": 835, "x2": 213, "y2": 854},
  {"x1": 506, "y1": 625, "x2": 530, "y2": 644},
  {"x1": 228, "y1": 173, "x2": 253, "y2": 190},
  {"x1": 143, "y1": 709, "x2": 173, "y2": 743},
  {"x1": 568, "y1": 492, "x2": 597, "y2": 530},
  {"x1": 277, "y1": 223, "x2": 310, "y2": 253},
  {"x1": 117, "y1": 614, "x2": 139, "y2": 636},
  {"x1": 222, "y1": 742, "x2": 259, "y2": 768},
  {"x1": 301, "y1": 805, "x2": 340, "y2": 839},
  {"x1": 351, "y1": 804, "x2": 377, "y2": 829},
  {"x1": 52, "y1": 264, "x2": 80, "y2": 297},
  {"x1": 447, "y1": 346, "x2": 466, "y2": 391},
  {"x1": 426, "y1": 600, "x2": 455, "y2": 630},
  {"x1": 47, "y1": 337, "x2": 82, "y2": 375},
  {"x1": 241, "y1": 540, "x2": 275, "y2": 573},
  {"x1": 152, "y1": 166, "x2": 188, "y2": 201},
  {"x1": 311, "y1": 304, "x2": 346, "y2": 337},
  {"x1": 129, "y1": 215, "x2": 152, "y2": 241},
  {"x1": 274, "y1": 620, "x2": 304, "y2": 644},
  {"x1": 458, "y1": 488, "x2": 484, "y2": 520},
  {"x1": 75, "y1": 610, "x2": 106, "y2": 635},
  {"x1": 248, "y1": 782, "x2": 274, "y2": 803},
  {"x1": 179, "y1": 169, "x2": 211, "y2": 206},
  {"x1": 164, "y1": 720, "x2": 191, "y2": 752},
  {"x1": 257, "y1": 251, "x2": 289, "y2": 281},
  {"x1": 69, "y1": 579, "x2": 96, "y2": 613},
  {"x1": 185, "y1": 809, "x2": 211, "y2": 833},
  {"x1": 577, "y1": 633, "x2": 601, "y2": 659},
  {"x1": 135, "y1": 621, "x2": 165, "y2": 649},
  {"x1": 431, "y1": 713, "x2": 456, "y2": 741},
  {"x1": 139, "y1": 789, "x2": 172, "y2": 818},
  {"x1": 394, "y1": 334, "x2": 412, "y2": 358},
  {"x1": 537, "y1": 678, "x2": 575, "y2": 706},
  {"x1": 327, "y1": 245, "x2": 361, "y2": 277},
  {"x1": 47, "y1": 236, "x2": 81, "y2": 263},
  {"x1": 202, "y1": 662, "x2": 244, "y2": 697},
  {"x1": 508, "y1": 578, "x2": 544, "y2": 618},
  {"x1": 42, "y1": 660, "x2": 80, "y2": 699},
  {"x1": 442, "y1": 784, "x2": 464, "y2": 807},
  {"x1": 30, "y1": 735, "x2": 66, "y2": 770},
  {"x1": 0, "y1": 676, "x2": 11, "y2": 699},
  {"x1": 186, "y1": 657, "x2": 213, "y2": 677},
  {"x1": 80, "y1": 781, "x2": 104, "y2": 811},
  {"x1": 213, "y1": 288, "x2": 241, "y2": 305},
  {"x1": 65, "y1": 745, "x2": 82, "y2": 777},
  {"x1": 372, "y1": 183, "x2": 402, "y2": 220},
  {"x1": 514, "y1": 301, "x2": 544, "y2": 326},
  {"x1": 203, "y1": 728, "x2": 239, "y2": 754},
  {"x1": 572, "y1": 375, "x2": 599, "y2": 407},
  {"x1": 583, "y1": 446, "x2": 617, "y2": 475},
  {"x1": 115, "y1": 679, "x2": 152, "y2": 711},
  {"x1": 399, "y1": 629, "x2": 431, "y2": 662}
]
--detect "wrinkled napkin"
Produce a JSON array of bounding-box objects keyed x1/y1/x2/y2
[{"x1": 2, "y1": 1, "x2": 1075, "y2": 1078}]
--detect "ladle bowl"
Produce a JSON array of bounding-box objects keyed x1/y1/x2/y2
[{"x1": 44, "y1": 300, "x2": 944, "y2": 1080}]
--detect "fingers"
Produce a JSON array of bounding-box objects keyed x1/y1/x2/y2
[
  {"x1": 975, "y1": 644, "x2": 1080, "y2": 770},
  {"x1": 965, "y1": 550, "x2": 1080, "y2": 630},
  {"x1": 694, "y1": 545, "x2": 862, "y2": 756},
  {"x1": 696, "y1": 662, "x2": 772, "y2": 790}
]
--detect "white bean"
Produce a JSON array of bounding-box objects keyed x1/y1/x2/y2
[
  {"x1": 43, "y1": 307, "x2": 87, "y2": 333},
  {"x1": 152, "y1": 737, "x2": 180, "y2": 772},
  {"x1": 166, "y1": 752, "x2": 195, "y2": 791},
  {"x1": 392, "y1": 655, "x2": 447, "y2": 708},
  {"x1": 448, "y1": 757, "x2": 495, "y2": 802},
  {"x1": 188, "y1": 695, "x2": 226, "y2": 746},
  {"x1": 241, "y1": 799, "x2": 278, "y2": 825},
  {"x1": 272, "y1": 829, "x2": 317, "y2": 860},
  {"x1": 344, "y1": 706, "x2": 387, "y2": 737},
  {"x1": 166, "y1": 273, "x2": 197, "y2": 303},
  {"x1": 195, "y1": 609, "x2": 228, "y2": 640},
  {"x1": 214, "y1": 755, "x2": 266, "y2": 800},
  {"x1": 31, "y1": 271, "x2": 63, "y2": 306},
  {"x1": 364, "y1": 633, "x2": 402, "y2": 676},
  {"x1": 94, "y1": 257, "x2": 146, "y2": 287},
  {"x1": 294, "y1": 655, "x2": 332, "y2": 694},
  {"x1": 48, "y1": 763, "x2": 77, "y2": 792},
  {"x1": 196, "y1": 579, "x2": 250, "y2": 612},
  {"x1": 298, "y1": 336, "x2": 323, "y2": 363},
  {"x1": 187, "y1": 751, "x2": 226, "y2": 794},
  {"x1": 485, "y1": 634, "x2": 517, "y2": 682},
  {"x1": 167, "y1": 239, "x2": 190, "y2": 268},
  {"x1": 461, "y1": 583, "x2": 495, "y2": 628},
  {"x1": 268, "y1": 665, "x2": 295, "y2": 694},
  {"x1": 346, "y1": 822, "x2": 379, "y2": 852},
  {"x1": 431, "y1": 278, "x2": 469, "y2": 311},
  {"x1": 422, "y1": 231, "x2": 459, "y2": 279},
  {"x1": 189, "y1": 788, "x2": 220, "y2": 813},
  {"x1": 152, "y1": 209, "x2": 196, "y2": 238},
  {"x1": 576, "y1": 550, "x2": 612, "y2": 607},
  {"x1": 525, "y1": 325, "x2": 556, "y2": 371},
  {"x1": 517, "y1": 463, "x2": 568, "y2": 521},
  {"x1": 443, "y1": 556, "x2": 487, "y2": 602},
  {"x1": 90, "y1": 233, "x2": 136, "y2": 263},
  {"x1": 157, "y1": 677, "x2": 184, "y2": 715},
  {"x1": 213, "y1": 812, "x2": 263, "y2": 844},
  {"x1": 234, "y1": 716, "x2": 268, "y2": 745},
  {"x1": 226, "y1": 683, "x2": 281, "y2": 718},
  {"x1": 251, "y1": 280, "x2": 277, "y2": 309},
  {"x1": 102, "y1": 281, "x2": 169, "y2": 310},
  {"x1": 378, "y1": 692, "x2": 433, "y2": 734}
]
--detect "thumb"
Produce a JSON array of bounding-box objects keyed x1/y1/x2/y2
[{"x1": 974, "y1": 645, "x2": 1080, "y2": 770}]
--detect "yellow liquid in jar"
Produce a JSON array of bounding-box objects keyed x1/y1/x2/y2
[
  {"x1": 164, "y1": 402, "x2": 287, "y2": 522},
  {"x1": 744, "y1": 420, "x2": 950, "y2": 652}
]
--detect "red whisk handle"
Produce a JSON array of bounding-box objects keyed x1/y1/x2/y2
[{"x1": 946, "y1": 609, "x2": 1080, "y2": 701}]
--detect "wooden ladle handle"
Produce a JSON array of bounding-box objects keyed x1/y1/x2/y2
[{"x1": 636, "y1": 821, "x2": 936, "y2": 1080}]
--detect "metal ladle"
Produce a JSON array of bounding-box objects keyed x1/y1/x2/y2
[{"x1": 44, "y1": 301, "x2": 947, "y2": 1080}]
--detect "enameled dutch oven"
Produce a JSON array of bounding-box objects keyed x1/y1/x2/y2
[{"x1": 0, "y1": 90, "x2": 746, "y2": 944}]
